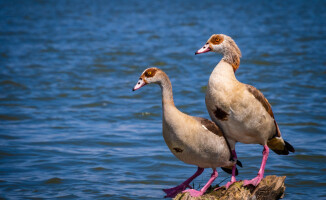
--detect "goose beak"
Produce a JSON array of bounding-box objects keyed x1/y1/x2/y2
[
  {"x1": 132, "y1": 78, "x2": 146, "y2": 91},
  {"x1": 195, "y1": 43, "x2": 211, "y2": 55}
]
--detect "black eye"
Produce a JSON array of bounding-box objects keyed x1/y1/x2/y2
[
  {"x1": 139, "y1": 78, "x2": 142, "y2": 80},
  {"x1": 138, "y1": 82, "x2": 140, "y2": 84},
  {"x1": 206, "y1": 42, "x2": 209, "y2": 45}
]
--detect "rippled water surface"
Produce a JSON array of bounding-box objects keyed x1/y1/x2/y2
[{"x1": 1, "y1": 0, "x2": 326, "y2": 199}]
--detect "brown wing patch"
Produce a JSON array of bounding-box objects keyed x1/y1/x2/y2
[
  {"x1": 214, "y1": 106, "x2": 229, "y2": 121},
  {"x1": 246, "y1": 85, "x2": 284, "y2": 141},
  {"x1": 196, "y1": 117, "x2": 223, "y2": 137},
  {"x1": 144, "y1": 68, "x2": 158, "y2": 78},
  {"x1": 209, "y1": 34, "x2": 224, "y2": 45},
  {"x1": 196, "y1": 117, "x2": 235, "y2": 161},
  {"x1": 273, "y1": 120, "x2": 281, "y2": 137},
  {"x1": 246, "y1": 84, "x2": 274, "y2": 118}
]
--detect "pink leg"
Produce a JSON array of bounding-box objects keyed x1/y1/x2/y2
[
  {"x1": 243, "y1": 145, "x2": 269, "y2": 187},
  {"x1": 218, "y1": 150, "x2": 238, "y2": 189},
  {"x1": 225, "y1": 150, "x2": 238, "y2": 188},
  {"x1": 183, "y1": 169, "x2": 218, "y2": 197},
  {"x1": 163, "y1": 167, "x2": 204, "y2": 198}
]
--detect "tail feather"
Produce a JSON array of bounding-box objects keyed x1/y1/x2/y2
[
  {"x1": 285, "y1": 140, "x2": 295, "y2": 153},
  {"x1": 267, "y1": 137, "x2": 295, "y2": 155},
  {"x1": 236, "y1": 160, "x2": 243, "y2": 168},
  {"x1": 221, "y1": 160, "x2": 242, "y2": 175},
  {"x1": 221, "y1": 167, "x2": 238, "y2": 176}
]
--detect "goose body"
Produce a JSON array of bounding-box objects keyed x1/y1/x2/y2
[
  {"x1": 162, "y1": 106, "x2": 233, "y2": 168},
  {"x1": 196, "y1": 34, "x2": 295, "y2": 187},
  {"x1": 205, "y1": 60, "x2": 275, "y2": 146},
  {"x1": 133, "y1": 67, "x2": 238, "y2": 197}
]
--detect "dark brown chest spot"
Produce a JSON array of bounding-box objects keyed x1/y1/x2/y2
[
  {"x1": 214, "y1": 106, "x2": 229, "y2": 121},
  {"x1": 173, "y1": 147, "x2": 183, "y2": 153}
]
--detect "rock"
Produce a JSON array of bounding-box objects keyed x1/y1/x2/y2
[{"x1": 174, "y1": 175, "x2": 286, "y2": 200}]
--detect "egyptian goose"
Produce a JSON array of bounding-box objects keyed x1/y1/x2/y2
[
  {"x1": 132, "y1": 67, "x2": 241, "y2": 197},
  {"x1": 195, "y1": 34, "x2": 295, "y2": 187}
]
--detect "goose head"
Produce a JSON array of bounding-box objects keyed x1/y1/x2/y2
[
  {"x1": 132, "y1": 67, "x2": 161, "y2": 91},
  {"x1": 195, "y1": 34, "x2": 228, "y2": 55},
  {"x1": 195, "y1": 34, "x2": 242, "y2": 71}
]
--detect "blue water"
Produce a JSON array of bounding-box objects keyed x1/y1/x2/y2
[{"x1": 1, "y1": 0, "x2": 326, "y2": 199}]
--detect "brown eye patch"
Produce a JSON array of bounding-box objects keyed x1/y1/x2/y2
[
  {"x1": 209, "y1": 34, "x2": 224, "y2": 45},
  {"x1": 144, "y1": 68, "x2": 158, "y2": 78}
]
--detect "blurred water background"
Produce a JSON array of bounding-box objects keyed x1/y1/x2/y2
[{"x1": 1, "y1": 0, "x2": 326, "y2": 199}]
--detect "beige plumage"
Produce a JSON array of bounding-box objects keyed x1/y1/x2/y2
[
  {"x1": 196, "y1": 34, "x2": 295, "y2": 187},
  {"x1": 133, "y1": 67, "x2": 239, "y2": 197}
]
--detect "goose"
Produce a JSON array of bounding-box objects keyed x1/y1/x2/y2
[
  {"x1": 132, "y1": 67, "x2": 241, "y2": 197},
  {"x1": 195, "y1": 34, "x2": 295, "y2": 187}
]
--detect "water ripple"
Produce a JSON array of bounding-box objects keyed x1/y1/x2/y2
[{"x1": 1, "y1": 0, "x2": 325, "y2": 199}]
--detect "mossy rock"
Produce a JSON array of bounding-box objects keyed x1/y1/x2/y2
[{"x1": 174, "y1": 175, "x2": 286, "y2": 200}]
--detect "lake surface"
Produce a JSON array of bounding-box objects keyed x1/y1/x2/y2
[{"x1": 1, "y1": 0, "x2": 326, "y2": 199}]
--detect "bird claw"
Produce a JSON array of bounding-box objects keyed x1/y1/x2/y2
[
  {"x1": 183, "y1": 189, "x2": 204, "y2": 197},
  {"x1": 214, "y1": 180, "x2": 237, "y2": 191},
  {"x1": 163, "y1": 183, "x2": 191, "y2": 198},
  {"x1": 224, "y1": 180, "x2": 236, "y2": 189},
  {"x1": 243, "y1": 176, "x2": 262, "y2": 187}
]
